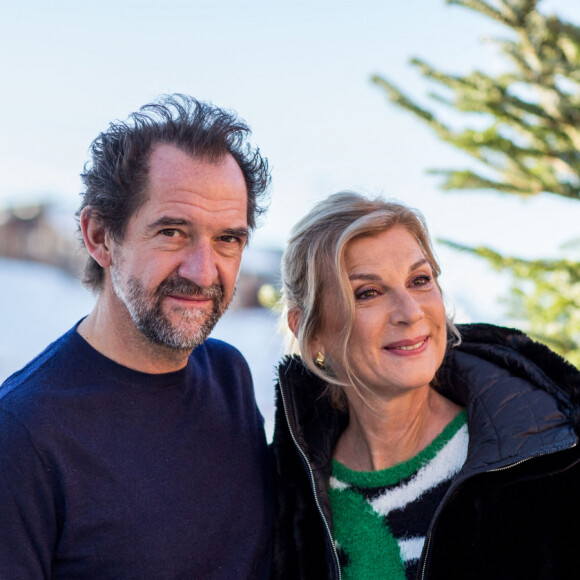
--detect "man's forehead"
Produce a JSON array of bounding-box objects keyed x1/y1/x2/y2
[
  {"x1": 147, "y1": 143, "x2": 238, "y2": 177},
  {"x1": 145, "y1": 146, "x2": 245, "y2": 204},
  {"x1": 126, "y1": 144, "x2": 247, "y2": 226}
]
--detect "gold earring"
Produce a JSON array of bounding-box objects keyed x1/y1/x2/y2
[{"x1": 314, "y1": 352, "x2": 326, "y2": 369}]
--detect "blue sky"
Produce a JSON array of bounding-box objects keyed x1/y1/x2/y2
[{"x1": 2, "y1": 0, "x2": 580, "y2": 322}]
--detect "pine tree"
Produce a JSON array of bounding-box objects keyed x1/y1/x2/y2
[{"x1": 372, "y1": 0, "x2": 580, "y2": 365}]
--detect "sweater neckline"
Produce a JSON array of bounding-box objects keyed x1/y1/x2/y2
[
  {"x1": 69, "y1": 320, "x2": 192, "y2": 387},
  {"x1": 332, "y1": 409, "x2": 467, "y2": 488}
]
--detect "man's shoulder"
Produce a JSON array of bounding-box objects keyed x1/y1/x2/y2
[{"x1": 0, "y1": 323, "x2": 84, "y2": 401}]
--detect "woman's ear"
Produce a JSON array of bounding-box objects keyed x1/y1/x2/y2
[
  {"x1": 309, "y1": 336, "x2": 325, "y2": 363},
  {"x1": 80, "y1": 208, "x2": 113, "y2": 268},
  {"x1": 287, "y1": 307, "x2": 301, "y2": 338},
  {"x1": 288, "y1": 307, "x2": 326, "y2": 361}
]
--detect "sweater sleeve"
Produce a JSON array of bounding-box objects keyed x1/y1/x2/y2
[{"x1": 0, "y1": 408, "x2": 59, "y2": 579}]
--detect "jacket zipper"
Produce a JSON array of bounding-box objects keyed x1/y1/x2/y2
[
  {"x1": 278, "y1": 370, "x2": 342, "y2": 580},
  {"x1": 419, "y1": 440, "x2": 578, "y2": 579}
]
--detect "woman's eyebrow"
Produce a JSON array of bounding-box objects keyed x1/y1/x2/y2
[
  {"x1": 410, "y1": 258, "x2": 429, "y2": 271},
  {"x1": 348, "y1": 272, "x2": 381, "y2": 282},
  {"x1": 348, "y1": 258, "x2": 429, "y2": 281}
]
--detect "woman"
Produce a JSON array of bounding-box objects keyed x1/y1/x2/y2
[{"x1": 271, "y1": 191, "x2": 580, "y2": 579}]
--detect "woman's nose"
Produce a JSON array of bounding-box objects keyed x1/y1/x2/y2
[{"x1": 390, "y1": 290, "x2": 424, "y2": 325}]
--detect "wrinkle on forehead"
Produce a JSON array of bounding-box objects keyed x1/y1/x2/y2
[
  {"x1": 148, "y1": 144, "x2": 245, "y2": 192},
  {"x1": 150, "y1": 195, "x2": 247, "y2": 217},
  {"x1": 346, "y1": 228, "x2": 427, "y2": 272},
  {"x1": 132, "y1": 144, "x2": 248, "y2": 228}
]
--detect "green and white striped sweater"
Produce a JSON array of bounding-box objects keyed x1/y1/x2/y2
[{"x1": 329, "y1": 410, "x2": 468, "y2": 580}]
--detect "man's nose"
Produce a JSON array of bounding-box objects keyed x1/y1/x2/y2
[{"x1": 177, "y1": 242, "x2": 218, "y2": 288}]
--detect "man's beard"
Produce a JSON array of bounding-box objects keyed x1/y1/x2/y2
[{"x1": 111, "y1": 266, "x2": 230, "y2": 351}]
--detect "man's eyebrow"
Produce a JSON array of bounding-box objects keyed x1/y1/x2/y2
[
  {"x1": 147, "y1": 217, "x2": 190, "y2": 232},
  {"x1": 147, "y1": 218, "x2": 249, "y2": 239},
  {"x1": 223, "y1": 227, "x2": 249, "y2": 239}
]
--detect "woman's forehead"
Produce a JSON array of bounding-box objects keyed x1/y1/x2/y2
[{"x1": 345, "y1": 226, "x2": 425, "y2": 268}]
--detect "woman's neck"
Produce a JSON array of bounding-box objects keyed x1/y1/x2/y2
[{"x1": 333, "y1": 386, "x2": 462, "y2": 472}]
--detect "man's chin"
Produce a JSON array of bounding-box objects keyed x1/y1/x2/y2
[
  {"x1": 152, "y1": 298, "x2": 227, "y2": 350},
  {"x1": 147, "y1": 330, "x2": 208, "y2": 353},
  {"x1": 166, "y1": 296, "x2": 222, "y2": 320},
  {"x1": 164, "y1": 317, "x2": 218, "y2": 350}
]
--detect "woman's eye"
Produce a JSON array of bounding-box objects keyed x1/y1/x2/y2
[
  {"x1": 355, "y1": 288, "x2": 380, "y2": 300},
  {"x1": 413, "y1": 275, "x2": 432, "y2": 287}
]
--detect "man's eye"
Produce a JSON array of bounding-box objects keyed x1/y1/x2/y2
[
  {"x1": 160, "y1": 229, "x2": 179, "y2": 238},
  {"x1": 220, "y1": 235, "x2": 241, "y2": 244}
]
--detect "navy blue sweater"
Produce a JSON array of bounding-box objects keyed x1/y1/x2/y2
[{"x1": 0, "y1": 323, "x2": 273, "y2": 579}]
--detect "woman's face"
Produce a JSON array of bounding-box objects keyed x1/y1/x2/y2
[{"x1": 314, "y1": 225, "x2": 447, "y2": 400}]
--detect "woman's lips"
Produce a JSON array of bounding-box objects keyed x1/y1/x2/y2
[{"x1": 384, "y1": 336, "x2": 429, "y2": 354}]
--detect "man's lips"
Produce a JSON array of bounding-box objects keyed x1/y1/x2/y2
[
  {"x1": 166, "y1": 294, "x2": 213, "y2": 306},
  {"x1": 384, "y1": 336, "x2": 429, "y2": 352}
]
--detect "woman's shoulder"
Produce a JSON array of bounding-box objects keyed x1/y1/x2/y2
[{"x1": 455, "y1": 322, "x2": 580, "y2": 390}]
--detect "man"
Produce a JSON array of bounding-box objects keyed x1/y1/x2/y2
[{"x1": 0, "y1": 95, "x2": 273, "y2": 578}]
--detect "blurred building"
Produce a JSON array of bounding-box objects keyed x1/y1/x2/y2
[
  {"x1": 0, "y1": 203, "x2": 84, "y2": 277},
  {"x1": 0, "y1": 201, "x2": 281, "y2": 309}
]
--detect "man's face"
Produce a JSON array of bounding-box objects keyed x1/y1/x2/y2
[{"x1": 108, "y1": 144, "x2": 248, "y2": 352}]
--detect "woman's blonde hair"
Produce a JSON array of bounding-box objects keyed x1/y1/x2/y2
[{"x1": 280, "y1": 191, "x2": 459, "y2": 408}]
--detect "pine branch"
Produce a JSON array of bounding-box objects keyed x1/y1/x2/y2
[
  {"x1": 370, "y1": 75, "x2": 449, "y2": 132},
  {"x1": 428, "y1": 169, "x2": 535, "y2": 193},
  {"x1": 437, "y1": 239, "x2": 580, "y2": 275},
  {"x1": 446, "y1": 0, "x2": 521, "y2": 26}
]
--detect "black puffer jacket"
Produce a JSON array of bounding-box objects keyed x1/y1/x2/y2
[{"x1": 270, "y1": 324, "x2": 580, "y2": 579}]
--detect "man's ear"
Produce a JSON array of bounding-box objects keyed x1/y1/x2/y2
[{"x1": 80, "y1": 208, "x2": 113, "y2": 268}]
